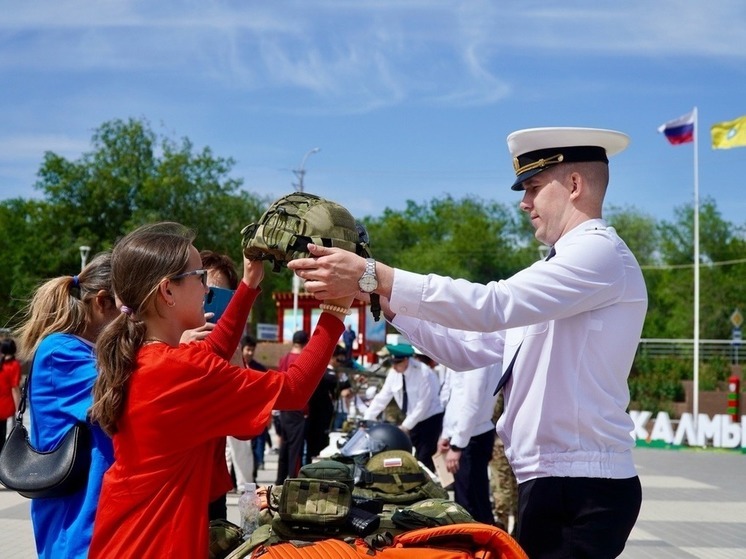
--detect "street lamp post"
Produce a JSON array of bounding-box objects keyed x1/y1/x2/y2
[
  {"x1": 79, "y1": 245, "x2": 91, "y2": 271},
  {"x1": 293, "y1": 147, "x2": 321, "y2": 193},
  {"x1": 291, "y1": 147, "x2": 321, "y2": 332}
]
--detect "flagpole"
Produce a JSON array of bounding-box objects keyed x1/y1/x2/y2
[{"x1": 693, "y1": 106, "x2": 700, "y2": 428}]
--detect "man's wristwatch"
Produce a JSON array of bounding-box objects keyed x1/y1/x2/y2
[
  {"x1": 358, "y1": 258, "x2": 378, "y2": 293},
  {"x1": 449, "y1": 444, "x2": 463, "y2": 452}
]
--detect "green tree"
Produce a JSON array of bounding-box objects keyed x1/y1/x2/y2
[
  {"x1": 652, "y1": 198, "x2": 746, "y2": 339},
  {"x1": 606, "y1": 205, "x2": 659, "y2": 267},
  {"x1": 362, "y1": 195, "x2": 535, "y2": 283},
  {"x1": 0, "y1": 118, "x2": 272, "y2": 329}
]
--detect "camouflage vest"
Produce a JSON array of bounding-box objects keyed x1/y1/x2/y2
[
  {"x1": 227, "y1": 498, "x2": 477, "y2": 559},
  {"x1": 225, "y1": 458, "x2": 461, "y2": 558},
  {"x1": 279, "y1": 478, "x2": 351, "y2": 525}
]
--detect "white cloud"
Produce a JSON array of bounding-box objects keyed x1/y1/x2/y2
[
  {"x1": 0, "y1": 134, "x2": 88, "y2": 161},
  {"x1": 1, "y1": 0, "x2": 745, "y2": 116}
]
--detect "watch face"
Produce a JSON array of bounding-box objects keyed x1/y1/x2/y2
[{"x1": 359, "y1": 275, "x2": 378, "y2": 292}]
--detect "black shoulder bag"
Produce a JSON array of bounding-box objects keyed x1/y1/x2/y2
[{"x1": 0, "y1": 358, "x2": 92, "y2": 499}]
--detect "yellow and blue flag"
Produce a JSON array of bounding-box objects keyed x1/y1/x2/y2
[{"x1": 711, "y1": 115, "x2": 746, "y2": 150}]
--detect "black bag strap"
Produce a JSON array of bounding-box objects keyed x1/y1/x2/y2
[{"x1": 15, "y1": 355, "x2": 34, "y2": 424}]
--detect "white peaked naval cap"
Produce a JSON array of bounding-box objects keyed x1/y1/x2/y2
[{"x1": 507, "y1": 127, "x2": 630, "y2": 190}]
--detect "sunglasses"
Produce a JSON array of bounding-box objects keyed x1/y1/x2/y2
[{"x1": 170, "y1": 269, "x2": 208, "y2": 287}]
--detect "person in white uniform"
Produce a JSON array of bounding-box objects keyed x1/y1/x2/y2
[
  {"x1": 364, "y1": 343, "x2": 444, "y2": 471},
  {"x1": 288, "y1": 127, "x2": 647, "y2": 559},
  {"x1": 437, "y1": 363, "x2": 500, "y2": 524}
]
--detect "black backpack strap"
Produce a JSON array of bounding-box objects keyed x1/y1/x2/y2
[{"x1": 357, "y1": 468, "x2": 426, "y2": 486}]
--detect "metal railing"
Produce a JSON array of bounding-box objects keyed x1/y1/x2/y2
[{"x1": 638, "y1": 339, "x2": 742, "y2": 363}]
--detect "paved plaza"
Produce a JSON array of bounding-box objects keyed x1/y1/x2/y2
[{"x1": 2, "y1": 445, "x2": 746, "y2": 558}]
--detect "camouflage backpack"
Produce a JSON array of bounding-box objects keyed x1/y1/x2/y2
[
  {"x1": 353, "y1": 450, "x2": 449, "y2": 505},
  {"x1": 241, "y1": 192, "x2": 381, "y2": 320}
]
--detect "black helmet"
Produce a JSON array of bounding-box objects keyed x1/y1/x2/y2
[
  {"x1": 339, "y1": 422, "x2": 412, "y2": 458},
  {"x1": 368, "y1": 423, "x2": 412, "y2": 452}
]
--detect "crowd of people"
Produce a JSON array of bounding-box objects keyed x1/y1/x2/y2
[{"x1": 0, "y1": 125, "x2": 646, "y2": 559}]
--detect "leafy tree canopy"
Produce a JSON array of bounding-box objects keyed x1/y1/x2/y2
[{"x1": 2, "y1": 118, "x2": 745, "y2": 346}]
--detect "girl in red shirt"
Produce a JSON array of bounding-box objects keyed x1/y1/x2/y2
[{"x1": 88, "y1": 222, "x2": 353, "y2": 558}]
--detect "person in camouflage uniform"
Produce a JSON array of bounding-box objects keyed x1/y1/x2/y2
[{"x1": 490, "y1": 392, "x2": 517, "y2": 533}]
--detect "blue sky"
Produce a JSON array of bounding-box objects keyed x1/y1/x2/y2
[{"x1": 2, "y1": 1, "x2": 746, "y2": 228}]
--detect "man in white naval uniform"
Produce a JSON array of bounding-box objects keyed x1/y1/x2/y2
[
  {"x1": 364, "y1": 343, "x2": 444, "y2": 472},
  {"x1": 289, "y1": 127, "x2": 647, "y2": 558},
  {"x1": 437, "y1": 363, "x2": 500, "y2": 525}
]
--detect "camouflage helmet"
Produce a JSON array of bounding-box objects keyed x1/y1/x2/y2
[{"x1": 241, "y1": 192, "x2": 371, "y2": 273}]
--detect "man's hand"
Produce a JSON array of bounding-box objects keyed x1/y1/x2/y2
[
  {"x1": 446, "y1": 448, "x2": 462, "y2": 474},
  {"x1": 288, "y1": 244, "x2": 365, "y2": 300},
  {"x1": 437, "y1": 438, "x2": 450, "y2": 453}
]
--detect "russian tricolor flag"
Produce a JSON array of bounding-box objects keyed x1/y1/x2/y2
[{"x1": 658, "y1": 110, "x2": 695, "y2": 145}]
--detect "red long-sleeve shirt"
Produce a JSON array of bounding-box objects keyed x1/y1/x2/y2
[{"x1": 89, "y1": 283, "x2": 344, "y2": 558}]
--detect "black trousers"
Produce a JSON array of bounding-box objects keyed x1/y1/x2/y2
[
  {"x1": 409, "y1": 412, "x2": 444, "y2": 472},
  {"x1": 208, "y1": 493, "x2": 227, "y2": 521},
  {"x1": 276, "y1": 411, "x2": 306, "y2": 484},
  {"x1": 516, "y1": 475, "x2": 642, "y2": 559},
  {"x1": 453, "y1": 429, "x2": 495, "y2": 524}
]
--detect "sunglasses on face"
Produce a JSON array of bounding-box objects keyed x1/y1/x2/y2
[{"x1": 170, "y1": 269, "x2": 208, "y2": 287}]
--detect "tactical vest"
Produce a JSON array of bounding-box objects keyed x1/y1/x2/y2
[{"x1": 221, "y1": 459, "x2": 458, "y2": 557}]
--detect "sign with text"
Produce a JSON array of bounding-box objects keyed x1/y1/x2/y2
[
  {"x1": 256, "y1": 323, "x2": 278, "y2": 341},
  {"x1": 631, "y1": 410, "x2": 746, "y2": 449}
]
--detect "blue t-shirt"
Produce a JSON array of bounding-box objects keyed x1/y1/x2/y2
[{"x1": 29, "y1": 333, "x2": 114, "y2": 559}]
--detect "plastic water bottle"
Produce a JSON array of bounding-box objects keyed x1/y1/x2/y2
[{"x1": 238, "y1": 482, "x2": 259, "y2": 537}]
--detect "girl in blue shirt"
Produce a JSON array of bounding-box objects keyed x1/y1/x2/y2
[{"x1": 16, "y1": 252, "x2": 117, "y2": 559}]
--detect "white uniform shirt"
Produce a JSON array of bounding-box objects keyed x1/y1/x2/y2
[
  {"x1": 364, "y1": 357, "x2": 444, "y2": 431},
  {"x1": 390, "y1": 220, "x2": 647, "y2": 483},
  {"x1": 440, "y1": 364, "x2": 500, "y2": 449}
]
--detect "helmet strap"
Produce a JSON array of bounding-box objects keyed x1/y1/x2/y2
[{"x1": 370, "y1": 294, "x2": 382, "y2": 322}]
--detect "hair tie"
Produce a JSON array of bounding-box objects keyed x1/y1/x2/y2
[
  {"x1": 120, "y1": 305, "x2": 133, "y2": 316},
  {"x1": 72, "y1": 275, "x2": 80, "y2": 288}
]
